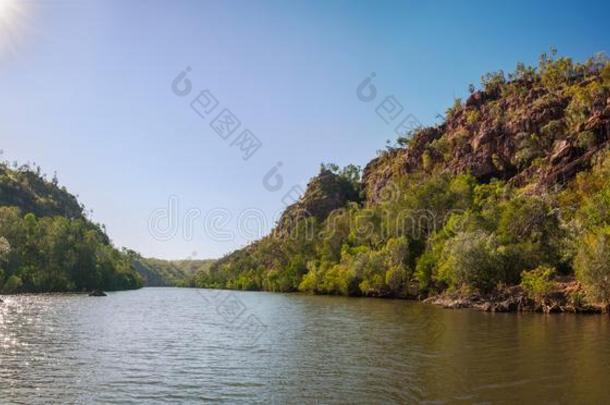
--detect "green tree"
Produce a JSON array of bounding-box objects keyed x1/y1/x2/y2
[
  {"x1": 574, "y1": 228, "x2": 610, "y2": 308},
  {"x1": 521, "y1": 266, "x2": 556, "y2": 302},
  {"x1": 3, "y1": 275, "x2": 23, "y2": 293},
  {"x1": 436, "y1": 230, "x2": 503, "y2": 292}
]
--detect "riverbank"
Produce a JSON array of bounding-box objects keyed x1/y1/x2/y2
[
  {"x1": 424, "y1": 276, "x2": 608, "y2": 314},
  {"x1": 194, "y1": 277, "x2": 609, "y2": 314}
]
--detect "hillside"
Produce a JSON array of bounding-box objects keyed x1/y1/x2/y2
[
  {"x1": 363, "y1": 53, "x2": 610, "y2": 202},
  {"x1": 195, "y1": 52, "x2": 610, "y2": 311},
  {"x1": 0, "y1": 163, "x2": 83, "y2": 218},
  {"x1": 0, "y1": 162, "x2": 143, "y2": 293},
  {"x1": 128, "y1": 252, "x2": 215, "y2": 287}
]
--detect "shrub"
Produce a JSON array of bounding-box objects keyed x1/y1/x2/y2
[
  {"x1": 382, "y1": 237, "x2": 411, "y2": 267},
  {"x1": 2, "y1": 275, "x2": 23, "y2": 293},
  {"x1": 538, "y1": 49, "x2": 575, "y2": 90},
  {"x1": 298, "y1": 262, "x2": 321, "y2": 293},
  {"x1": 491, "y1": 153, "x2": 505, "y2": 171},
  {"x1": 385, "y1": 264, "x2": 408, "y2": 295},
  {"x1": 566, "y1": 81, "x2": 606, "y2": 130},
  {"x1": 514, "y1": 133, "x2": 543, "y2": 168},
  {"x1": 576, "y1": 130, "x2": 597, "y2": 149},
  {"x1": 446, "y1": 98, "x2": 463, "y2": 119},
  {"x1": 449, "y1": 128, "x2": 470, "y2": 150},
  {"x1": 540, "y1": 119, "x2": 565, "y2": 141},
  {"x1": 464, "y1": 109, "x2": 480, "y2": 126},
  {"x1": 0, "y1": 236, "x2": 9, "y2": 258},
  {"x1": 421, "y1": 151, "x2": 433, "y2": 172},
  {"x1": 574, "y1": 228, "x2": 610, "y2": 307},
  {"x1": 497, "y1": 196, "x2": 562, "y2": 256},
  {"x1": 602, "y1": 62, "x2": 610, "y2": 87},
  {"x1": 436, "y1": 230, "x2": 503, "y2": 292},
  {"x1": 510, "y1": 62, "x2": 537, "y2": 82},
  {"x1": 429, "y1": 137, "x2": 451, "y2": 162},
  {"x1": 480, "y1": 70, "x2": 506, "y2": 93},
  {"x1": 521, "y1": 266, "x2": 556, "y2": 301},
  {"x1": 321, "y1": 264, "x2": 355, "y2": 295},
  {"x1": 415, "y1": 250, "x2": 437, "y2": 291},
  {"x1": 358, "y1": 250, "x2": 387, "y2": 296}
]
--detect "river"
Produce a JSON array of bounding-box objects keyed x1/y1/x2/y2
[{"x1": 1, "y1": 287, "x2": 609, "y2": 403}]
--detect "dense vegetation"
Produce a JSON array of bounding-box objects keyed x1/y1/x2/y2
[
  {"x1": 0, "y1": 163, "x2": 83, "y2": 218},
  {"x1": 0, "y1": 162, "x2": 143, "y2": 293},
  {"x1": 128, "y1": 251, "x2": 215, "y2": 287},
  {"x1": 196, "y1": 51, "x2": 610, "y2": 309}
]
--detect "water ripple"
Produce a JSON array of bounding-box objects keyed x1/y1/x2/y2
[{"x1": 1, "y1": 289, "x2": 609, "y2": 403}]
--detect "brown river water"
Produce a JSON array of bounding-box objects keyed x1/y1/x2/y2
[{"x1": 1, "y1": 287, "x2": 609, "y2": 403}]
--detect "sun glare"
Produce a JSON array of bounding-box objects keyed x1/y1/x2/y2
[
  {"x1": 0, "y1": 0, "x2": 26, "y2": 56},
  {"x1": 0, "y1": 0, "x2": 18, "y2": 21}
]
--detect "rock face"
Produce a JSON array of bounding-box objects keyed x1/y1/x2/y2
[{"x1": 363, "y1": 75, "x2": 610, "y2": 204}]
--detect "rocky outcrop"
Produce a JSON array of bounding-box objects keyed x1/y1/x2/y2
[
  {"x1": 275, "y1": 169, "x2": 360, "y2": 237},
  {"x1": 363, "y1": 74, "x2": 610, "y2": 204}
]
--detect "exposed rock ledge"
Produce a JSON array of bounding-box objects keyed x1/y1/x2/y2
[{"x1": 424, "y1": 278, "x2": 607, "y2": 314}]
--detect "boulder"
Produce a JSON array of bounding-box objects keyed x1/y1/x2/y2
[{"x1": 89, "y1": 289, "x2": 107, "y2": 297}]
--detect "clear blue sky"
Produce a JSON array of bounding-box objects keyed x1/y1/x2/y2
[{"x1": 1, "y1": 0, "x2": 609, "y2": 259}]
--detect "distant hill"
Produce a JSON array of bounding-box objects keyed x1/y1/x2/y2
[{"x1": 129, "y1": 253, "x2": 215, "y2": 287}]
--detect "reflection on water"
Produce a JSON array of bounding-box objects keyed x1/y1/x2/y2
[{"x1": 1, "y1": 288, "x2": 609, "y2": 403}]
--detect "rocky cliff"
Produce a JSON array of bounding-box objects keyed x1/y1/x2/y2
[
  {"x1": 196, "y1": 53, "x2": 610, "y2": 308},
  {"x1": 363, "y1": 62, "x2": 610, "y2": 203}
]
